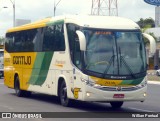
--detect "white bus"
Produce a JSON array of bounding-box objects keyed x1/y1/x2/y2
[{"x1": 5, "y1": 15, "x2": 154, "y2": 108}]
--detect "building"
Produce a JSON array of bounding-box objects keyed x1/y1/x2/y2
[{"x1": 15, "y1": 19, "x2": 31, "y2": 27}]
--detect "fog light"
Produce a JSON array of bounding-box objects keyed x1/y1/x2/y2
[
  {"x1": 143, "y1": 92, "x2": 147, "y2": 97},
  {"x1": 86, "y1": 92, "x2": 91, "y2": 97}
]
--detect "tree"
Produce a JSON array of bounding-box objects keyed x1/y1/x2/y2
[
  {"x1": 137, "y1": 18, "x2": 144, "y2": 28},
  {"x1": 137, "y1": 17, "x2": 157, "y2": 45},
  {"x1": 137, "y1": 17, "x2": 155, "y2": 28}
]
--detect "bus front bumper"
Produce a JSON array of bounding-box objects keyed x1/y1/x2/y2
[{"x1": 83, "y1": 85, "x2": 147, "y2": 102}]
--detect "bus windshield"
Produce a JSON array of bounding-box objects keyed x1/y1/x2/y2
[{"x1": 83, "y1": 29, "x2": 147, "y2": 78}]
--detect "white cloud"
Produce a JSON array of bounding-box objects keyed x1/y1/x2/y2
[
  {"x1": 119, "y1": 0, "x2": 155, "y2": 21},
  {"x1": 0, "y1": 0, "x2": 157, "y2": 36}
]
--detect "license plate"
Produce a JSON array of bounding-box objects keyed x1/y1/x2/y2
[{"x1": 113, "y1": 94, "x2": 124, "y2": 98}]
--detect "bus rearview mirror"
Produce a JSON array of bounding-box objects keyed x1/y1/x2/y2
[
  {"x1": 142, "y1": 33, "x2": 156, "y2": 57},
  {"x1": 76, "y1": 30, "x2": 86, "y2": 51}
]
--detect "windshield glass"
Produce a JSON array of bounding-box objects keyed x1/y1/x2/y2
[{"x1": 83, "y1": 29, "x2": 146, "y2": 77}]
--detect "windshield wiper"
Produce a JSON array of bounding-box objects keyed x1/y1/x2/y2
[
  {"x1": 102, "y1": 46, "x2": 115, "y2": 78},
  {"x1": 119, "y1": 47, "x2": 136, "y2": 78}
]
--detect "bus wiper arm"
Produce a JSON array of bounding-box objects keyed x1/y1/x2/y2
[
  {"x1": 119, "y1": 47, "x2": 136, "y2": 78},
  {"x1": 102, "y1": 47, "x2": 115, "y2": 78}
]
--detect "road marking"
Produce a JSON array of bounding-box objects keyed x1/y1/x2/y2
[
  {"x1": 148, "y1": 81, "x2": 160, "y2": 85},
  {"x1": 128, "y1": 107, "x2": 154, "y2": 112},
  {"x1": 0, "y1": 105, "x2": 14, "y2": 110},
  {"x1": 0, "y1": 82, "x2": 4, "y2": 85}
]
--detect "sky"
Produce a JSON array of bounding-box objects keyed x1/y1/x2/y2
[{"x1": 0, "y1": 0, "x2": 156, "y2": 37}]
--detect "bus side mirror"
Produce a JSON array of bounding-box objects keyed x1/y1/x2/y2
[
  {"x1": 76, "y1": 30, "x2": 86, "y2": 51},
  {"x1": 142, "y1": 33, "x2": 156, "y2": 57}
]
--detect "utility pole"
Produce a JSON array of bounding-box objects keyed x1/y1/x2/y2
[
  {"x1": 9, "y1": 0, "x2": 15, "y2": 27},
  {"x1": 54, "y1": 0, "x2": 62, "y2": 16}
]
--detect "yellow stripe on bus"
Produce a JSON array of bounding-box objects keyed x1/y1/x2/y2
[
  {"x1": 90, "y1": 76, "x2": 123, "y2": 86},
  {"x1": 7, "y1": 18, "x2": 51, "y2": 33}
]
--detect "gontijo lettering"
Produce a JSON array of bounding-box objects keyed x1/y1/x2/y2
[{"x1": 13, "y1": 56, "x2": 31, "y2": 65}]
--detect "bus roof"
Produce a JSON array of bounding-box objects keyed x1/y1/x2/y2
[
  {"x1": 6, "y1": 15, "x2": 140, "y2": 33},
  {"x1": 63, "y1": 15, "x2": 140, "y2": 30}
]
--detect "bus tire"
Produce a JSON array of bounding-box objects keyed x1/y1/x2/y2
[
  {"x1": 59, "y1": 81, "x2": 70, "y2": 107},
  {"x1": 14, "y1": 76, "x2": 26, "y2": 97},
  {"x1": 110, "y1": 101, "x2": 123, "y2": 109}
]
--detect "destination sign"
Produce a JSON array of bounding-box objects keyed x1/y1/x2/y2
[{"x1": 144, "y1": 0, "x2": 160, "y2": 6}]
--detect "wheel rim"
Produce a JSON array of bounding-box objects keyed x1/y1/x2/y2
[
  {"x1": 61, "y1": 87, "x2": 67, "y2": 103},
  {"x1": 15, "y1": 81, "x2": 20, "y2": 95}
]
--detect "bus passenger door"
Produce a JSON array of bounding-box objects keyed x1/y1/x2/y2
[
  {"x1": 72, "y1": 68, "x2": 83, "y2": 100},
  {"x1": 67, "y1": 23, "x2": 83, "y2": 100},
  {"x1": 72, "y1": 40, "x2": 83, "y2": 100}
]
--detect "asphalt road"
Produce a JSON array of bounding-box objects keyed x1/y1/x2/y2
[{"x1": 0, "y1": 78, "x2": 160, "y2": 121}]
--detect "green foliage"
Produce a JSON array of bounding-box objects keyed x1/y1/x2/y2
[
  {"x1": 137, "y1": 17, "x2": 155, "y2": 29},
  {"x1": 137, "y1": 17, "x2": 157, "y2": 45}
]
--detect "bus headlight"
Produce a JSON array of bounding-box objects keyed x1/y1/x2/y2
[
  {"x1": 143, "y1": 92, "x2": 147, "y2": 97},
  {"x1": 86, "y1": 92, "x2": 91, "y2": 97}
]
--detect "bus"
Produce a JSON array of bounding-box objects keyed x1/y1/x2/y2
[
  {"x1": 4, "y1": 15, "x2": 155, "y2": 108},
  {"x1": 0, "y1": 49, "x2": 4, "y2": 78}
]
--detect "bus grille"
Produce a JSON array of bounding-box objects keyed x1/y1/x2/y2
[{"x1": 99, "y1": 86, "x2": 141, "y2": 91}]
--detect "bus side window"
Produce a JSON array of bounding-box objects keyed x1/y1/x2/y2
[
  {"x1": 43, "y1": 26, "x2": 55, "y2": 51},
  {"x1": 32, "y1": 28, "x2": 43, "y2": 52},
  {"x1": 54, "y1": 24, "x2": 65, "y2": 51},
  {"x1": 14, "y1": 32, "x2": 23, "y2": 52},
  {"x1": 6, "y1": 33, "x2": 14, "y2": 52},
  {"x1": 43, "y1": 24, "x2": 65, "y2": 52},
  {"x1": 6, "y1": 29, "x2": 39, "y2": 52}
]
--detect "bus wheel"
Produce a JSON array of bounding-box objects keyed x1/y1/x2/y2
[
  {"x1": 110, "y1": 101, "x2": 123, "y2": 109},
  {"x1": 59, "y1": 81, "x2": 70, "y2": 107},
  {"x1": 14, "y1": 76, "x2": 25, "y2": 97}
]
